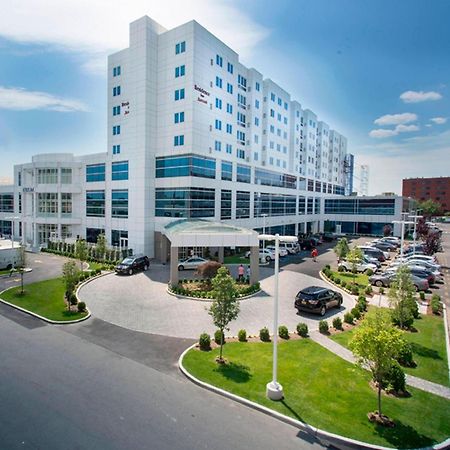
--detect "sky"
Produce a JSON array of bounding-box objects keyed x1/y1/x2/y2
[{"x1": 0, "y1": 0, "x2": 449, "y2": 195}]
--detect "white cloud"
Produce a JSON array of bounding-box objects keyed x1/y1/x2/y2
[
  {"x1": 374, "y1": 112, "x2": 417, "y2": 126},
  {"x1": 0, "y1": 0, "x2": 269, "y2": 74},
  {"x1": 430, "y1": 117, "x2": 447, "y2": 125},
  {"x1": 0, "y1": 86, "x2": 88, "y2": 112},
  {"x1": 369, "y1": 129, "x2": 398, "y2": 138},
  {"x1": 369, "y1": 123, "x2": 419, "y2": 138},
  {"x1": 400, "y1": 90, "x2": 442, "y2": 103}
]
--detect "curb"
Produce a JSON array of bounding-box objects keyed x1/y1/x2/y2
[
  {"x1": 166, "y1": 287, "x2": 262, "y2": 302},
  {"x1": 178, "y1": 344, "x2": 450, "y2": 450},
  {"x1": 443, "y1": 304, "x2": 450, "y2": 384},
  {"x1": 0, "y1": 285, "x2": 91, "y2": 325}
]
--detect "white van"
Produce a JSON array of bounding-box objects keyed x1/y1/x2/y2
[{"x1": 280, "y1": 242, "x2": 299, "y2": 254}]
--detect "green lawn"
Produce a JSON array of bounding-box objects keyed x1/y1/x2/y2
[
  {"x1": 331, "y1": 312, "x2": 449, "y2": 387},
  {"x1": 1, "y1": 278, "x2": 88, "y2": 322},
  {"x1": 0, "y1": 268, "x2": 12, "y2": 275},
  {"x1": 183, "y1": 340, "x2": 450, "y2": 449},
  {"x1": 330, "y1": 270, "x2": 369, "y2": 289},
  {"x1": 224, "y1": 254, "x2": 249, "y2": 264}
]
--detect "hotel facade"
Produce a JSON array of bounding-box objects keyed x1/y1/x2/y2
[{"x1": 0, "y1": 16, "x2": 407, "y2": 258}]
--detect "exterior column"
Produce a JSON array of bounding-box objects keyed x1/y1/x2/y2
[
  {"x1": 170, "y1": 246, "x2": 179, "y2": 286},
  {"x1": 250, "y1": 246, "x2": 260, "y2": 285},
  {"x1": 218, "y1": 246, "x2": 224, "y2": 263},
  {"x1": 161, "y1": 235, "x2": 169, "y2": 264}
]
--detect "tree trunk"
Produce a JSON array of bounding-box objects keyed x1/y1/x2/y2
[
  {"x1": 378, "y1": 382, "x2": 382, "y2": 416},
  {"x1": 20, "y1": 272, "x2": 24, "y2": 294},
  {"x1": 219, "y1": 328, "x2": 224, "y2": 361}
]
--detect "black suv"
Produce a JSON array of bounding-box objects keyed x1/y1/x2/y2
[
  {"x1": 294, "y1": 286, "x2": 343, "y2": 316},
  {"x1": 115, "y1": 255, "x2": 149, "y2": 275}
]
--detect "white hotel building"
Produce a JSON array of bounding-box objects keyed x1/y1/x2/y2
[{"x1": 0, "y1": 16, "x2": 407, "y2": 258}]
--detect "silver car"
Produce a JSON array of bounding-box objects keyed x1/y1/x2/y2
[{"x1": 177, "y1": 256, "x2": 209, "y2": 271}]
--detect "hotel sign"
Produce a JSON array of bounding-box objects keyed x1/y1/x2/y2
[
  {"x1": 23, "y1": 187, "x2": 34, "y2": 193},
  {"x1": 194, "y1": 84, "x2": 210, "y2": 105},
  {"x1": 122, "y1": 101, "x2": 130, "y2": 116}
]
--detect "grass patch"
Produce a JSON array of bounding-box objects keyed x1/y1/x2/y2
[
  {"x1": 331, "y1": 270, "x2": 369, "y2": 289},
  {"x1": 223, "y1": 254, "x2": 248, "y2": 264},
  {"x1": 331, "y1": 310, "x2": 449, "y2": 387},
  {"x1": 183, "y1": 340, "x2": 450, "y2": 448},
  {"x1": 0, "y1": 268, "x2": 12, "y2": 275},
  {"x1": 1, "y1": 278, "x2": 88, "y2": 322}
]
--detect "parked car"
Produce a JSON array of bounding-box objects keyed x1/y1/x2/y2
[
  {"x1": 280, "y1": 242, "x2": 299, "y2": 254},
  {"x1": 115, "y1": 254, "x2": 150, "y2": 275},
  {"x1": 266, "y1": 245, "x2": 288, "y2": 257},
  {"x1": 379, "y1": 237, "x2": 400, "y2": 247},
  {"x1": 402, "y1": 254, "x2": 437, "y2": 264},
  {"x1": 177, "y1": 256, "x2": 209, "y2": 271},
  {"x1": 370, "y1": 240, "x2": 397, "y2": 252},
  {"x1": 245, "y1": 248, "x2": 276, "y2": 262},
  {"x1": 338, "y1": 260, "x2": 378, "y2": 273},
  {"x1": 298, "y1": 238, "x2": 314, "y2": 250},
  {"x1": 321, "y1": 233, "x2": 336, "y2": 242},
  {"x1": 362, "y1": 255, "x2": 381, "y2": 268},
  {"x1": 294, "y1": 286, "x2": 343, "y2": 316},
  {"x1": 358, "y1": 246, "x2": 388, "y2": 262},
  {"x1": 369, "y1": 272, "x2": 429, "y2": 292},
  {"x1": 385, "y1": 266, "x2": 436, "y2": 285},
  {"x1": 390, "y1": 259, "x2": 441, "y2": 272}
]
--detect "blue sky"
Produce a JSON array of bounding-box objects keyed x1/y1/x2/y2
[{"x1": 0, "y1": 0, "x2": 449, "y2": 194}]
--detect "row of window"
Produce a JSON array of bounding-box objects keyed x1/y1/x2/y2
[
  {"x1": 0, "y1": 193, "x2": 14, "y2": 212},
  {"x1": 36, "y1": 168, "x2": 72, "y2": 184},
  {"x1": 86, "y1": 228, "x2": 128, "y2": 247},
  {"x1": 37, "y1": 193, "x2": 72, "y2": 217},
  {"x1": 86, "y1": 190, "x2": 128, "y2": 218},
  {"x1": 156, "y1": 155, "x2": 216, "y2": 179},
  {"x1": 324, "y1": 199, "x2": 395, "y2": 215},
  {"x1": 86, "y1": 161, "x2": 129, "y2": 182}
]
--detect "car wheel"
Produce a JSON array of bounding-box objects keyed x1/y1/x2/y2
[
  {"x1": 144, "y1": 264, "x2": 149, "y2": 271},
  {"x1": 266, "y1": 256, "x2": 271, "y2": 262},
  {"x1": 320, "y1": 305, "x2": 326, "y2": 316},
  {"x1": 128, "y1": 269, "x2": 133, "y2": 275},
  {"x1": 337, "y1": 298, "x2": 343, "y2": 307},
  {"x1": 375, "y1": 280, "x2": 383, "y2": 287},
  {"x1": 178, "y1": 265, "x2": 184, "y2": 271}
]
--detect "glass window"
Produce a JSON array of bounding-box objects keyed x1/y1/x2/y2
[
  {"x1": 307, "y1": 198, "x2": 314, "y2": 214},
  {"x1": 221, "y1": 161, "x2": 232, "y2": 181},
  {"x1": 61, "y1": 193, "x2": 72, "y2": 217},
  {"x1": 227, "y1": 62, "x2": 233, "y2": 74},
  {"x1": 221, "y1": 190, "x2": 232, "y2": 219},
  {"x1": 113, "y1": 86, "x2": 121, "y2": 96},
  {"x1": 156, "y1": 155, "x2": 216, "y2": 179},
  {"x1": 113, "y1": 66, "x2": 121, "y2": 77},
  {"x1": 174, "y1": 89, "x2": 185, "y2": 101},
  {"x1": 86, "y1": 164, "x2": 105, "y2": 182},
  {"x1": 298, "y1": 196, "x2": 305, "y2": 215},
  {"x1": 215, "y1": 76, "x2": 223, "y2": 88},
  {"x1": 37, "y1": 168, "x2": 58, "y2": 184},
  {"x1": 175, "y1": 65, "x2": 185, "y2": 78},
  {"x1": 61, "y1": 168, "x2": 72, "y2": 184},
  {"x1": 155, "y1": 187, "x2": 215, "y2": 218},
  {"x1": 113, "y1": 145, "x2": 121, "y2": 155},
  {"x1": 111, "y1": 229, "x2": 128, "y2": 247},
  {"x1": 86, "y1": 190, "x2": 105, "y2": 217},
  {"x1": 0, "y1": 193, "x2": 14, "y2": 212},
  {"x1": 86, "y1": 227, "x2": 105, "y2": 244},
  {"x1": 175, "y1": 41, "x2": 186, "y2": 54},
  {"x1": 112, "y1": 161, "x2": 129, "y2": 181},
  {"x1": 254, "y1": 169, "x2": 296, "y2": 189},
  {"x1": 37, "y1": 193, "x2": 58, "y2": 217},
  {"x1": 236, "y1": 191, "x2": 250, "y2": 218},
  {"x1": 174, "y1": 135, "x2": 185, "y2": 146},
  {"x1": 112, "y1": 190, "x2": 128, "y2": 218},
  {"x1": 216, "y1": 55, "x2": 223, "y2": 67},
  {"x1": 237, "y1": 165, "x2": 251, "y2": 183}
]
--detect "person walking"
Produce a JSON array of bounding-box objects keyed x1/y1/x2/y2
[
  {"x1": 246, "y1": 265, "x2": 251, "y2": 284},
  {"x1": 238, "y1": 264, "x2": 245, "y2": 282},
  {"x1": 311, "y1": 247, "x2": 318, "y2": 262}
]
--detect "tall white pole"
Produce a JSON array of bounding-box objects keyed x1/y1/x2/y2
[
  {"x1": 262, "y1": 214, "x2": 267, "y2": 251},
  {"x1": 266, "y1": 233, "x2": 283, "y2": 400},
  {"x1": 400, "y1": 220, "x2": 405, "y2": 259}
]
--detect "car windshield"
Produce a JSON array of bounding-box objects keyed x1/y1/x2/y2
[
  {"x1": 299, "y1": 290, "x2": 321, "y2": 299},
  {"x1": 121, "y1": 258, "x2": 134, "y2": 264}
]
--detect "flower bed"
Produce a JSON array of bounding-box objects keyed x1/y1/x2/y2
[{"x1": 170, "y1": 279, "x2": 260, "y2": 299}]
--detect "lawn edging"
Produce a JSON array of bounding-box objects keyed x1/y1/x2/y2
[
  {"x1": 443, "y1": 304, "x2": 450, "y2": 383},
  {"x1": 0, "y1": 285, "x2": 91, "y2": 324},
  {"x1": 178, "y1": 344, "x2": 450, "y2": 450}
]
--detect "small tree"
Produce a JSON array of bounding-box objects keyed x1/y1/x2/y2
[
  {"x1": 388, "y1": 265, "x2": 416, "y2": 329},
  {"x1": 423, "y1": 233, "x2": 441, "y2": 255},
  {"x1": 383, "y1": 224, "x2": 392, "y2": 237},
  {"x1": 349, "y1": 309, "x2": 404, "y2": 421},
  {"x1": 196, "y1": 261, "x2": 222, "y2": 283},
  {"x1": 416, "y1": 217, "x2": 429, "y2": 241},
  {"x1": 17, "y1": 245, "x2": 27, "y2": 294},
  {"x1": 419, "y1": 199, "x2": 442, "y2": 219},
  {"x1": 62, "y1": 261, "x2": 80, "y2": 311},
  {"x1": 208, "y1": 267, "x2": 240, "y2": 363},
  {"x1": 96, "y1": 233, "x2": 107, "y2": 261},
  {"x1": 334, "y1": 237, "x2": 350, "y2": 263},
  {"x1": 75, "y1": 239, "x2": 88, "y2": 271},
  {"x1": 346, "y1": 247, "x2": 363, "y2": 286}
]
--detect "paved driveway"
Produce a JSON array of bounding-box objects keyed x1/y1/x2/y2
[{"x1": 79, "y1": 265, "x2": 355, "y2": 339}]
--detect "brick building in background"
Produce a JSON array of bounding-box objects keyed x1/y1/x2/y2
[{"x1": 402, "y1": 177, "x2": 450, "y2": 213}]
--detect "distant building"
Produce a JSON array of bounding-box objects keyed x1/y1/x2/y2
[
  {"x1": 359, "y1": 165, "x2": 369, "y2": 196},
  {"x1": 344, "y1": 154, "x2": 354, "y2": 196},
  {"x1": 402, "y1": 177, "x2": 450, "y2": 213}
]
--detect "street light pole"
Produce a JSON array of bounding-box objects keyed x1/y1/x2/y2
[
  {"x1": 261, "y1": 214, "x2": 268, "y2": 251},
  {"x1": 409, "y1": 210, "x2": 422, "y2": 256},
  {"x1": 258, "y1": 232, "x2": 297, "y2": 401},
  {"x1": 392, "y1": 214, "x2": 414, "y2": 259}
]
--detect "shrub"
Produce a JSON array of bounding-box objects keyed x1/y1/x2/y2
[
  {"x1": 379, "y1": 287, "x2": 385, "y2": 295},
  {"x1": 397, "y1": 341, "x2": 416, "y2": 368},
  {"x1": 332, "y1": 317, "x2": 343, "y2": 330},
  {"x1": 328, "y1": 273, "x2": 335, "y2": 281},
  {"x1": 340, "y1": 280, "x2": 347, "y2": 288},
  {"x1": 385, "y1": 361, "x2": 406, "y2": 393},
  {"x1": 337, "y1": 265, "x2": 345, "y2": 272},
  {"x1": 365, "y1": 285, "x2": 373, "y2": 296},
  {"x1": 199, "y1": 333, "x2": 211, "y2": 351},
  {"x1": 419, "y1": 291, "x2": 425, "y2": 301},
  {"x1": 351, "y1": 307, "x2": 361, "y2": 320},
  {"x1": 325, "y1": 264, "x2": 331, "y2": 270},
  {"x1": 344, "y1": 312, "x2": 354, "y2": 324},
  {"x1": 357, "y1": 296, "x2": 367, "y2": 312},
  {"x1": 69, "y1": 292, "x2": 78, "y2": 306},
  {"x1": 238, "y1": 329, "x2": 247, "y2": 342},
  {"x1": 77, "y1": 301, "x2": 86, "y2": 313},
  {"x1": 431, "y1": 294, "x2": 441, "y2": 315},
  {"x1": 296, "y1": 322, "x2": 308, "y2": 337},
  {"x1": 334, "y1": 278, "x2": 341, "y2": 285},
  {"x1": 259, "y1": 327, "x2": 270, "y2": 342},
  {"x1": 366, "y1": 269, "x2": 374, "y2": 276},
  {"x1": 351, "y1": 285, "x2": 359, "y2": 295},
  {"x1": 406, "y1": 296, "x2": 420, "y2": 319},
  {"x1": 214, "y1": 329, "x2": 225, "y2": 345},
  {"x1": 318, "y1": 320, "x2": 329, "y2": 334},
  {"x1": 278, "y1": 325, "x2": 289, "y2": 339}
]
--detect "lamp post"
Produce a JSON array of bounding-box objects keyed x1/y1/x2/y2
[
  {"x1": 258, "y1": 232, "x2": 298, "y2": 401},
  {"x1": 408, "y1": 210, "x2": 422, "y2": 256},
  {"x1": 261, "y1": 214, "x2": 268, "y2": 250},
  {"x1": 392, "y1": 213, "x2": 414, "y2": 259}
]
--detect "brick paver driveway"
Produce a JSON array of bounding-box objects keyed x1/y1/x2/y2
[{"x1": 78, "y1": 264, "x2": 355, "y2": 339}]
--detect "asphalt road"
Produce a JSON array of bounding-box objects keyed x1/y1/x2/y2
[{"x1": 0, "y1": 305, "x2": 327, "y2": 450}]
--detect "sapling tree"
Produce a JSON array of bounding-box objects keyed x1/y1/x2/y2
[
  {"x1": 346, "y1": 247, "x2": 363, "y2": 286},
  {"x1": 17, "y1": 245, "x2": 26, "y2": 294},
  {"x1": 349, "y1": 309, "x2": 404, "y2": 422},
  {"x1": 334, "y1": 237, "x2": 350, "y2": 264},
  {"x1": 62, "y1": 261, "x2": 80, "y2": 311},
  {"x1": 388, "y1": 265, "x2": 416, "y2": 329},
  {"x1": 96, "y1": 233, "x2": 107, "y2": 261},
  {"x1": 75, "y1": 239, "x2": 88, "y2": 271},
  {"x1": 208, "y1": 267, "x2": 239, "y2": 363}
]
